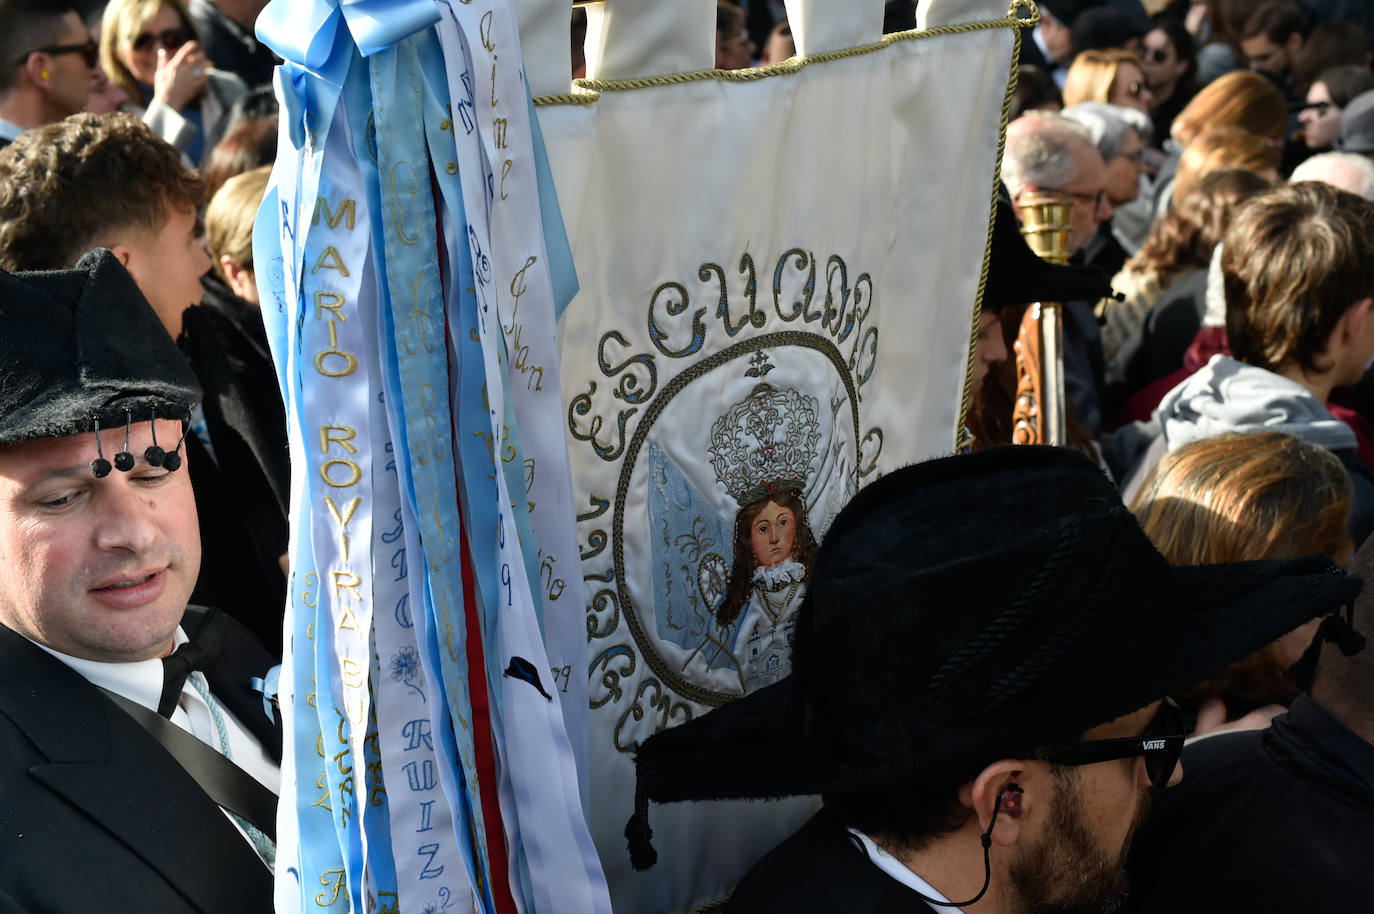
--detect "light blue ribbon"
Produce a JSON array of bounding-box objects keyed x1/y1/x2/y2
[
  {"x1": 365, "y1": 33, "x2": 498, "y2": 914},
  {"x1": 257, "y1": 0, "x2": 440, "y2": 63},
  {"x1": 524, "y1": 87, "x2": 578, "y2": 321},
  {"x1": 250, "y1": 665, "x2": 280, "y2": 723}
]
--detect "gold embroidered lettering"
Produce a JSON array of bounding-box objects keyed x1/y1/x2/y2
[
  {"x1": 332, "y1": 570, "x2": 363, "y2": 602},
  {"x1": 320, "y1": 459, "x2": 362, "y2": 488},
  {"x1": 312, "y1": 246, "x2": 350, "y2": 276},
  {"x1": 314, "y1": 291, "x2": 347, "y2": 322},
  {"x1": 319, "y1": 425, "x2": 358, "y2": 455},
  {"x1": 312, "y1": 196, "x2": 356, "y2": 231}
]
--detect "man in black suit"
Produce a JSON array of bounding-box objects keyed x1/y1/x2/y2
[
  {"x1": 623, "y1": 447, "x2": 1363, "y2": 913},
  {"x1": 0, "y1": 251, "x2": 278, "y2": 912},
  {"x1": 0, "y1": 112, "x2": 289, "y2": 653},
  {"x1": 1020, "y1": 0, "x2": 1098, "y2": 88}
]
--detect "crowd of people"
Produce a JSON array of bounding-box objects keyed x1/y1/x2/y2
[{"x1": 0, "y1": 0, "x2": 1372, "y2": 911}]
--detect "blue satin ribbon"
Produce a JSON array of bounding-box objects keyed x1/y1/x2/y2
[
  {"x1": 366, "y1": 34, "x2": 497, "y2": 914},
  {"x1": 257, "y1": 0, "x2": 440, "y2": 63},
  {"x1": 524, "y1": 87, "x2": 579, "y2": 322},
  {"x1": 250, "y1": 665, "x2": 280, "y2": 723}
]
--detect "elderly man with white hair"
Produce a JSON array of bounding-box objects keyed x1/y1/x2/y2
[
  {"x1": 1001, "y1": 111, "x2": 1115, "y2": 435},
  {"x1": 1061, "y1": 101, "x2": 1152, "y2": 278},
  {"x1": 1290, "y1": 151, "x2": 1374, "y2": 201}
]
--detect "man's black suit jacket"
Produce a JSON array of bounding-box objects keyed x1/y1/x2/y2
[
  {"x1": 725, "y1": 810, "x2": 942, "y2": 913},
  {"x1": 0, "y1": 609, "x2": 280, "y2": 913}
]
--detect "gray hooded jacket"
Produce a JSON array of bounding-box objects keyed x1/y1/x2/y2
[{"x1": 1108, "y1": 356, "x2": 1374, "y2": 541}]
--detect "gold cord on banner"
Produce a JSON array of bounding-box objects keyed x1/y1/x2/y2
[
  {"x1": 957, "y1": 0, "x2": 1038, "y2": 451},
  {"x1": 531, "y1": 0, "x2": 1040, "y2": 454},
  {"x1": 533, "y1": 1, "x2": 1040, "y2": 106}
]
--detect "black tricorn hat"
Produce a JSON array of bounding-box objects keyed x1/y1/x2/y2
[
  {"x1": 0, "y1": 249, "x2": 201, "y2": 447},
  {"x1": 982, "y1": 190, "x2": 1113, "y2": 313},
  {"x1": 626, "y1": 446, "x2": 1361, "y2": 867}
]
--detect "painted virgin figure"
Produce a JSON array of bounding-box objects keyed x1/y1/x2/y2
[{"x1": 706, "y1": 383, "x2": 821, "y2": 692}]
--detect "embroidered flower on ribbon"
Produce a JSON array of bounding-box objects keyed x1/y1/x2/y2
[
  {"x1": 421, "y1": 887, "x2": 453, "y2": 914},
  {"x1": 389, "y1": 645, "x2": 425, "y2": 702}
]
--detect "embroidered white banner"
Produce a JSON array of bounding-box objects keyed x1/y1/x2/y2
[{"x1": 530, "y1": 0, "x2": 1027, "y2": 909}]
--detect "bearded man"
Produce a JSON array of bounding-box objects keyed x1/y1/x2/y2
[{"x1": 623, "y1": 445, "x2": 1361, "y2": 913}]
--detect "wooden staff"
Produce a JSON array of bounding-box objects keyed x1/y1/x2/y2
[{"x1": 1011, "y1": 191, "x2": 1074, "y2": 446}]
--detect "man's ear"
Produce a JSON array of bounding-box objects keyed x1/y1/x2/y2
[
  {"x1": 1338, "y1": 297, "x2": 1374, "y2": 347},
  {"x1": 1285, "y1": 32, "x2": 1304, "y2": 56},
  {"x1": 20, "y1": 54, "x2": 47, "y2": 89},
  {"x1": 220, "y1": 255, "x2": 252, "y2": 299},
  {"x1": 961, "y1": 760, "x2": 1029, "y2": 848},
  {"x1": 108, "y1": 243, "x2": 135, "y2": 269}
]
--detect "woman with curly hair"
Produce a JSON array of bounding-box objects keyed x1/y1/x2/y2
[
  {"x1": 1100, "y1": 168, "x2": 1271, "y2": 419},
  {"x1": 1115, "y1": 68, "x2": 1287, "y2": 256}
]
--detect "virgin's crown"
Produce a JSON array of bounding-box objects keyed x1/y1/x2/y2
[{"x1": 708, "y1": 383, "x2": 821, "y2": 507}]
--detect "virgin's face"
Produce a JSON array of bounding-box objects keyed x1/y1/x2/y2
[{"x1": 749, "y1": 500, "x2": 796, "y2": 570}]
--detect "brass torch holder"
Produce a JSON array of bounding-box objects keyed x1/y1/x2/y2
[{"x1": 1011, "y1": 191, "x2": 1074, "y2": 447}]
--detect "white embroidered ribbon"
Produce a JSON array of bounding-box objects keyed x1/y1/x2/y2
[
  {"x1": 432, "y1": 4, "x2": 611, "y2": 912},
  {"x1": 255, "y1": 73, "x2": 352, "y2": 914},
  {"x1": 297, "y1": 103, "x2": 389, "y2": 909}
]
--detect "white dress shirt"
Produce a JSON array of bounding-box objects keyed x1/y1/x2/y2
[
  {"x1": 848, "y1": 828, "x2": 962, "y2": 909},
  {"x1": 33, "y1": 627, "x2": 280, "y2": 854}
]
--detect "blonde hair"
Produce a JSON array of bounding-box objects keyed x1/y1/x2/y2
[
  {"x1": 1171, "y1": 126, "x2": 1280, "y2": 206},
  {"x1": 99, "y1": 0, "x2": 199, "y2": 102},
  {"x1": 1132, "y1": 431, "x2": 1353, "y2": 708},
  {"x1": 1170, "y1": 70, "x2": 1288, "y2": 146},
  {"x1": 1061, "y1": 49, "x2": 1143, "y2": 108},
  {"x1": 205, "y1": 164, "x2": 270, "y2": 279}
]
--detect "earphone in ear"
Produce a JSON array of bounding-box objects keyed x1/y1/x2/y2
[
  {"x1": 40, "y1": 70, "x2": 49, "y2": 79},
  {"x1": 1002, "y1": 782, "x2": 1024, "y2": 815}
]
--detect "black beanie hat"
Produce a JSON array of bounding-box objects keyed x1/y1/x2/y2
[{"x1": 0, "y1": 248, "x2": 201, "y2": 449}]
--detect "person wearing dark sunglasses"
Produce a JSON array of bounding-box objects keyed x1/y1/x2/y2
[
  {"x1": 1138, "y1": 18, "x2": 1197, "y2": 151},
  {"x1": 1299, "y1": 65, "x2": 1374, "y2": 153},
  {"x1": 0, "y1": 2, "x2": 99, "y2": 147},
  {"x1": 98, "y1": 0, "x2": 246, "y2": 169},
  {"x1": 621, "y1": 446, "x2": 1361, "y2": 914}
]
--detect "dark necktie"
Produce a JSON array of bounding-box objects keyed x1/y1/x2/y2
[{"x1": 158, "y1": 608, "x2": 225, "y2": 718}]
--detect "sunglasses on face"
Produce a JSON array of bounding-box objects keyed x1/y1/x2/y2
[
  {"x1": 1144, "y1": 47, "x2": 1171, "y2": 64},
  {"x1": 131, "y1": 28, "x2": 189, "y2": 54},
  {"x1": 1300, "y1": 101, "x2": 1333, "y2": 116},
  {"x1": 1033, "y1": 697, "x2": 1185, "y2": 788},
  {"x1": 15, "y1": 39, "x2": 98, "y2": 68}
]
